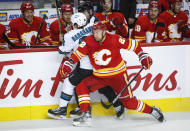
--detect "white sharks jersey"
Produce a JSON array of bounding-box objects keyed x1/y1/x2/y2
[{"x1": 59, "y1": 22, "x2": 94, "y2": 70}]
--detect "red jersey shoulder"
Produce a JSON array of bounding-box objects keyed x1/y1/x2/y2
[
  {"x1": 178, "y1": 11, "x2": 188, "y2": 21},
  {"x1": 50, "y1": 19, "x2": 59, "y2": 30},
  {"x1": 94, "y1": 13, "x2": 104, "y2": 20},
  {"x1": 112, "y1": 12, "x2": 125, "y2": 18},
  {"x1": 136, "y1": 15, "x2": 149, "y2": 27},
  {"x1": 107, "y1": 32, "x2": 120, "y2": 39},
  {"x1": 83, "y1": 35, "x2": 94, "y2": 44},
  {"x1": 9, "y1": 17, "x2": 23, "y2": 27},
  {"x1": 94, "y1": 12, "x2": 102, "y2": 17},
  {"x1": 33, "y1": 16, "x2": 45, "y2": 24},
  {"x1": 137, "y1": 15, "x2": 148, "y2": 22},
  {"x1": 0, "y1": 24, "x2": 6, "y2": 35},
  {"x1": 160, "y1": 10, "x2": 170, "y2": 18}
]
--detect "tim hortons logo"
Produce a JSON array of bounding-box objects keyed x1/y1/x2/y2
[{"x1": 0, "y1": 60, "x2": 178, "y2": 99}]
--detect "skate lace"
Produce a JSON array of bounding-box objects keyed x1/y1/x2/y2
[
  {"x1": 114, "y1": 105, "x2": 121, "y2": 113},
  {"x1": 153, "y1": 111, "x2": 160, "y2": 119},
  {"x1": 52, "y1": 107, "x2": 62, "y2": 112},
  {"x1": 152, "y1": 107, "x2": 161, "y2": 119}
]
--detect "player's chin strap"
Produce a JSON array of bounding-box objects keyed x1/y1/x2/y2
[{"x1": 101, "y1": 67, "x2": 144, "y2": 109}]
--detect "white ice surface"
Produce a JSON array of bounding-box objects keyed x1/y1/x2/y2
[{"x1": 0, "y1": 111, "x2": 190, "y2": 131}]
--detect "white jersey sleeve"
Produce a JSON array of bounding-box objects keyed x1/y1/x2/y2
[
  {"x1": 58, "y1": 22, "x2": 94, "y2": 69},
  {"x1": 59, "y1": 30, "x2": 77, "y2": 54}
]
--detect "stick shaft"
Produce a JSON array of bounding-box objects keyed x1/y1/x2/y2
[
  {"x1": 34, "y1": 14, "x2": 47, "y2": 44},
  {"x1": 111, "y1": 67, "x2": 144, "y2": 105}
]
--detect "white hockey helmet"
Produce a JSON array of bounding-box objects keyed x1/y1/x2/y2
[{"x1": 71, "y1": 13, "x2": 87, "y2": 27}]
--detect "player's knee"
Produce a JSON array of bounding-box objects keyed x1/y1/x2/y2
[{"x1": 76, "y1": 82, "x2": 90, "y2": 95}]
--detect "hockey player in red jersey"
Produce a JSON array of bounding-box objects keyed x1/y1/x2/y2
[
  {"x1": 94, "y1": 0, "x2": 128, "y2": 38},
  {"x1": 159, "y1": 0, "x2": 189, "y2": 41},
  {"x1": 60, "y1": 21, "x2": 165, "y2": 126},
  {"x1": 0, "y1": 24, "x2": 8, "y2": 50},
  {"x1": 131, "y1": 0, "x2": 169, "y2": 43},
  {"x1": 7, "y1": 1, "x2": 52, "y2": 48},
  {"x1": 49, "y1": 4, "x2": 73, "y2": 46}
]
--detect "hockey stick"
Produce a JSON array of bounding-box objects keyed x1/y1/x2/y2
[
  {"x1": 152, "y1": 22, "x2": 165, "y2": 42},
  {"x1": 100, "y1": 67, "x2": 144, "y2": 109},
  {"x1": 34, "y1": 14, "x2": 47, "y2": 44},
  {"x1": 3, "y1": 33, "x2": 58, "y2": 48},
  {"x1": 55, "y1": 0, "x2": 64, "y2": 43}
]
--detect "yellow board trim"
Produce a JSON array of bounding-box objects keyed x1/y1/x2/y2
[{"x1": 1, "y1": 97, "x2": 190, "y2": 121}]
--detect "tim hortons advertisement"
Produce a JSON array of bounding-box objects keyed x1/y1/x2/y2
[{"x1": 0, "y1": 44, "x2": 190, "y2": 108}]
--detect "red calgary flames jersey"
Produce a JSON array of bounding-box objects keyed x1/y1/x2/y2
[
  {"x1": 7, "y1": 16, "x2": 51, "y2": 47},
  {"x1": 131, "y1": 14, "x2": 169, "y2": 43},
  {"x1": 71, "y1": 33, "x2": 140, "y2": 78},
  {"x1": 94, "y1": 12, "x2": 128, "y2": 38},
  {"x1": 0, "y1": 24, "x2": 8, "y2": 50},
  {"x1": 49, "y1": 19, "x2": 70, "y2": 46},
  {"x1": 159, "y1": 10, "x2": 188, "y2": 41}
]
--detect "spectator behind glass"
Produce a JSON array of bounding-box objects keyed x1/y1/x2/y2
[
  {"x1": 94, "y1": 0, "x2": 128, "y2": 38},
  {"x1": 159, "y1": 0, "x2": 190, "y2": 41},
  {"x1": 7, "y1": 1, "x2": 52, "y2": 48},
  {"x1": 0, "y1": 24, "x2": 8, "y2": 50},
  {"x1": 49, "y1": 4, "x2": 73, "y2": 46},
  {"x1": 131, "y1": 0, "x2": 169, "y2": 43},
  {"x1": 119, "y1": 0, "x2": 137, "y2": 29}
]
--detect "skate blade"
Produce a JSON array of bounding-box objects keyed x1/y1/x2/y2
[
  {"x1": 72, "y1": 121, "x2": 92, "y2": 127},
  {"x1": 114, "y1": 113, "x2": 125, "y2": 120},
  {"x1": 162, "y1": 118, "x2": 166, "y2": 123},
  {"x1": 114, "y1": 109, "x2": 127, "y2": 120},
  {"x1": 47, "y1": 113, "x2": 67, "y2": 120}
]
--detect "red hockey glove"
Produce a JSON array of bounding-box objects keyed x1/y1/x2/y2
[
  {"x1": 138, "y1": 52, "x2": 153, "y2": 70},
  {"x1": 60, "y1": 59, "x2": 74, "y2": 78}
]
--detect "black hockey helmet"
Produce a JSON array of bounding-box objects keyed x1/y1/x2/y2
[{"x1": 78, "y1": 1, "x2": 93, "y2": 13}]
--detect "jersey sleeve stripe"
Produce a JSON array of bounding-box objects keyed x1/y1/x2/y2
[
  {"x1": 126, "y1": 39, "x2": 132, "y2": 50},
  {"x1": 93, "y1": 67, "x2": 126, "y2": 77},
  {"x1": 134, "y1": 36, "x2": 146, "y2": 39},
  {"x1": 134, "y1": 41, "x2": 139, "y2": 52},
  {"x1": 94, "y1": 60, "x2": 125, "y2": 72},
  {"x1": 73, "y1": 51, "x2": 81, "y2": 60},
  {"x1": 129, "y1": 39, "x2": 136, "y2": 51},
  {"x1": 76, "y1": 50, "x2": 85, "y2": 57},
  {"x1": 8, "y1": 37, "x2": 19, "y2": 40}
]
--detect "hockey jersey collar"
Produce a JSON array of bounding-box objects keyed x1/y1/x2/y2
[{"x1": 22, "y1": 17, "x2": 33, "y2": 25}]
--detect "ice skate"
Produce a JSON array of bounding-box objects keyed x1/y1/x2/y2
[
  {"x1": 72, "y1": 108, "x2": 92, "y2": 127},
  {"x1": 70, "y1": 107, "x2": 82, "y2": 118},
  {"x1": 114, "y1": 104, "x2": 125, "y2": 119},
  {"x1": 151, "y1": 106, "x2": 165, "y2": 122},
  {"x1": 47, "y1": 107, "x2": 67, "y2": 120}
]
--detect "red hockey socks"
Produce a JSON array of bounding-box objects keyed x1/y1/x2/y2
[
  {"x1": 76, "y1": 82, "x2": 91, "y2": 112},
  {"x1": 122, "y1": 97, "x2": 152, "y2": 114}
]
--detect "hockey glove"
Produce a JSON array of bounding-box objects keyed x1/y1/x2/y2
[
  {"x1": 138, "y1": 52, "x2": 153, "y2": 70},
  {"x1": 178, "y1": 20, "x2": 189, "y2": 33},
  {"x1": 60, "y1": 59, "x2": 74, "y2": 77}
]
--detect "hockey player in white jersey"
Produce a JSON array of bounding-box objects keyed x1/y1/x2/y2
[{"x1": 47, "y1": 3, "x2": 124, "y2": 120}]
